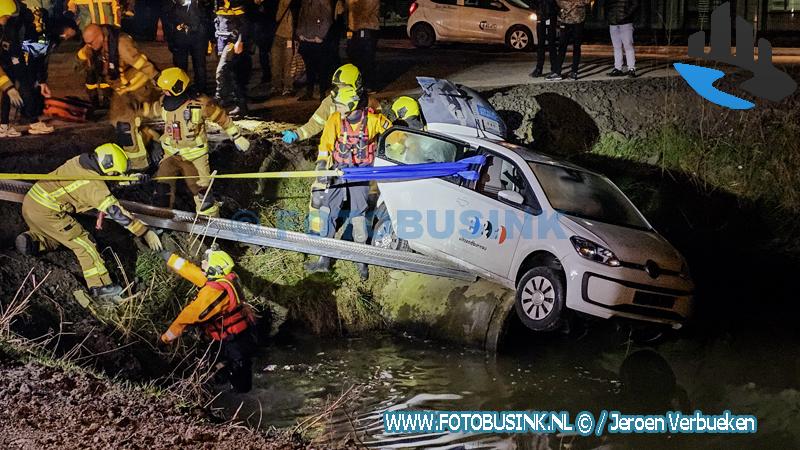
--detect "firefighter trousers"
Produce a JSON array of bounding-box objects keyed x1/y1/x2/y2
[
  {"x1": 154, "y1": 153, "x2": 212, "y2": 212},
  {"x1": 21, "y1": 197, "x2": 112, "y2": 288},
  {"x1": 108, "y1": 83, "x2": 162, "y2": 171},
  {"x1": 319, "y1": 181, "x2": 370, "y2": 244}
]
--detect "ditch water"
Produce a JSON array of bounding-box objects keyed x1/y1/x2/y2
[{"x1": 216, "y1": 326, "x2": 799, "y2": 449}]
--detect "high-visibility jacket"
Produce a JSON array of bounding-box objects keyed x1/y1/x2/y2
[
  {"x1": 25, "y1": 154, "x2": 148, "y2": 236},
  {"x1": 162, "y1": 255, "x2": 253, "y2": 343},
  {"x1": 215, "y1": 0, "x2": 246, "y2": 16},
  {"x1": 142, "y1": 92, "x2": 241, "y2": 161},
  {"x1": 317, "y1": 108, "x2": 391, "y2": 168},
  {"x1": 0, "y1": 67, "x2": 12, "y2": 92},
  {"x1": 297, "y1": 95, "x2": 381, "y2": 142},
  {"x1": 67, "y1": 0, "x2": 132, "y2": 29},
  {"x1": 77, "y1": 26, "x2": 158, "y2": 94}
]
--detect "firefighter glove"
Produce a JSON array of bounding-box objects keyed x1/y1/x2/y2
[
  {"x1": 6, "y1": 88, "x2": 23, "y2": 108},
  {"x1": 133, "y1": 173, "x2": 151, "y2": 185},
  {"x1": 282, "y1": 130, "x2": 298, "y2": 144},
  {"x1": 143, "y1": 229, "x2": 163, "y2": 251},
  {"x1": 234, "y1": 136, "x2": 250, "y2": 152}
]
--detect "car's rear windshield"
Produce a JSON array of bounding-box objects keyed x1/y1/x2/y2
[{"x1": 529, "y1": 162, "x2": 650, "y2": 230}]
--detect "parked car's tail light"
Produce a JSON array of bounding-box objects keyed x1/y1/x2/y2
[
  {"x1": 409, "y1": 2, "x2": 419, "y2": 15},
  {"x1": 570, "y1": 236, "x2": 621, "y2": 267},
  {"x1": 529, "y1": 13, "x2": 537, "y2": 21}
]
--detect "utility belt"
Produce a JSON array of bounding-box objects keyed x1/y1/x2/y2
[{"x1": 28, "y1": 181, "x2": 90, "y2": 213}]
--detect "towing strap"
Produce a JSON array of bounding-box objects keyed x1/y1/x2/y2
[{"x1": 0, "y1": 156, "x2": 486, "y2": 183}]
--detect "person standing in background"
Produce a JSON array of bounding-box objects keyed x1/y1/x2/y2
[
  {"x1": 162, "y1": 0, "x2": 212, "y2": 93},
  {"x1": 344, "y1": 0, "x2": 378, "y2": 90},
  {"x1": 295, "y1": 0, "x2": 335, "y2": 100},
  {"x1": 213, "y1": 0, "x2": 250, "y2": 115},
  {"x1": 599, "y1": 0, "x2": 639, "y2": 78},
  {"x1": 269, "y1": 0, "x2": 295, "y2": 97},
  {"x1": 547, "y1": 0, "x2": 590, "y2": 81},
  {"x1": 529, "y1": 0, "x2": 558, "y2": 78}
]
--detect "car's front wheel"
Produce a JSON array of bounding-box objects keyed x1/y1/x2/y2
[
  {"x1": 514, "y1": 267, "x2": 566, "y2": 331},
  {"x1": 505, "y1": 25, "x2": 533, "y2": 51},
  {"x1": 410, "y1": 22, "x2": 436, "y2": 48},
  {"x1": 371, "y1": 206, "x2": 410, "y2": 251}
]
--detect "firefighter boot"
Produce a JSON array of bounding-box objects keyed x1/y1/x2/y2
[
  {"x1": 194, "y1": 191, "x2": 220, "y2": 218},
  {"x1": 305, "y1": 256, "x2": 333, "y2": 274},
  {"x1": 89, "y1": 284, "x2": 124, "y2": 300},
  {"x1": 15, "y1": 232, "x2": 41, "y2": 256}
]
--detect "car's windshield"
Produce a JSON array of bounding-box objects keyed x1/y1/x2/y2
[
  {"x1": 529, "y1": 162, "x2": 650, "y2": 230},
  {"x1": 505, "y1": 0, "x2": 531, "y2": 9}
]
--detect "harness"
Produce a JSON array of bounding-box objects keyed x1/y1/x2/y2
[
  {"x1": 202, "y1": 274, "x2": 253, "y2": 341},
  {"x1": 334, "y1": 112, "x2": 374, "y2": 167}
]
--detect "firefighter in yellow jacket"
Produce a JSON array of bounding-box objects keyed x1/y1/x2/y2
[
  {"x1": 146, "y1": 67, "x2": 250, "y2": 217},
  {"x1": 15, "y1": 143, "x2": 163, "y2": 299},
  {"x1": 67, "y1": 0, "x2": 135, "y2": 108},
  {"x1": 304, "y1": 80, "x2": 392, "y2": 280},
  {"x1": 79, "y1": 23, "x2": 161, "y2": 170},
  {"x1": 161, "y1": 248, "x2": 257, "y2": 393}
]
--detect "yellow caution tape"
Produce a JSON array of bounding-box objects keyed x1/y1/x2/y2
[{"x1": 0, "y1": 169, "x2": 344, "y2": 182}]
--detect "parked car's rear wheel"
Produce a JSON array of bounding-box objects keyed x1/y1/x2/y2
[
  {"x1": 514, "y1": 267, "x2": 565, "y2": 331},
  {"x1": 372, "y1": 206, "x2": 409, "y2": 251},
  {"x1": 410, "y1": 23, "x2": 436, "y2": 48},
  {"x1": 505, "y1": 25, "x2": 533, "y2": 51}
]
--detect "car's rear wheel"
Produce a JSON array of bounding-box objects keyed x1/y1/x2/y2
[
  {"x1": 372, "y1": 206, "x2": 410, "y2": 251},
  {"x1": 506, "y1": 25, "x2": 533, "y2": 51},
  {"x1": 410, "y1": 22, "x2": 436, "y2": 48},
  {"x1": 514, "y1": 266, "x2": 565, "y2": 331}
]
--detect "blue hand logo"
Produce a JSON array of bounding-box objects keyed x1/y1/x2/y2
[
  {"x1": 673, "y1": 64, "x2": 754, "y2": 110},
  {"x1": 676, "y1": 2, "x2": 797, "y2": 110}
]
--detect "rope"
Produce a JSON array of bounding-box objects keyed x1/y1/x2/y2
[{"x1": 0, "y1": 169, "x2": 344, "y2": 182}]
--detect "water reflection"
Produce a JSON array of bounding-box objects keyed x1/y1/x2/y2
[{"x1": 214, "y1": 331, "x2": 798, "y2": 449}]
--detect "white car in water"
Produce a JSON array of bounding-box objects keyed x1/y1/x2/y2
[
  {"x1": 407, "y1": 0, "x2": 538, "y2": 51},
  {"x1": 371, "y1": 78, "x2": 694, "y2": 332}
]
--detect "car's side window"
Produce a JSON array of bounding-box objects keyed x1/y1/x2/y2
[
  {"x1": 378, "y1": 128, "x2": 475, "y2": 184},
  {"x1": 464, "y1": 0, "x2": 508, "y2": 11},
  {"x1": 473, "y1": 153, "x2": 541, "y2": 213}
]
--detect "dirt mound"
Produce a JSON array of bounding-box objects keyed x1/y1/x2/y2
[{"x1": 0, "y1": 356, "x2": 309, "y2": 450}]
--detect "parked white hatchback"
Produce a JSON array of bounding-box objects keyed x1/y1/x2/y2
[
  {"x1": 372, "y1": 79, "x2": 694, "y2": 332},
  {"x1": 407, "y1": 0, "x2": 538, "y2": 51}
]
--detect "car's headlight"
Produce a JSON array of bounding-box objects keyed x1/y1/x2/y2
[
  {"x1": 570, "y1": 236, "x2": 621, "y2": 267},
  {"x1": 529, "y1": 13, "x2": 537, "y2": 21}
]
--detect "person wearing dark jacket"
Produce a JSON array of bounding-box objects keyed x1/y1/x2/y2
[
  {"x1": 599, "y1": 0, "x2": 639, "y2": 77},
  {"x1": 529, "y1": 0, "x2": 558, "y2": 78},
  {"x1": 163, "y1": 0, "x2": 213, "y2": 93},
  {"x1": 547, "y1": 0, "x2": 590, "y2": 81},
  {"x1": 296, "y1": 0, "x2": 336, "y2": 100}
]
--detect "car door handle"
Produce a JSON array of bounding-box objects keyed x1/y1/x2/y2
[{"x1": 456, "y1": 198, "x2": 469, "y2": 207}]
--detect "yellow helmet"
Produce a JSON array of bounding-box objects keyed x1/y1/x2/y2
[
  {"x1": 332, "y1": 85, "x2": 361, "y2": 112},
  {"x1": 94, "y1": 143, "x2": 129, "y2": 175},
  {"x1": 0, "y1": 0, "x2": 17, "y2": 17},
  {"x1": 157, "y1": 67, "x2": 190, "y2": 96},
  {"x1": 204, "y1": 249, "x2": 234, "y2": 278},
  {"x1": 389, "y1": 96, "x2": 421, "y2": 122},
  {"x1": 331, "y1": 63, "x2": 363, "y2": 92}
]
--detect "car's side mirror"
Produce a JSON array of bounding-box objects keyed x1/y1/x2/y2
[{"x1": 498, "y1": 190, "x2": 524, "y2": 205}]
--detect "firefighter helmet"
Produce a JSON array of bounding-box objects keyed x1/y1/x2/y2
[
  {"x1": 388, "y1": 96, "x2": 421, "y2": 122},
  {"x1": 94, "y1": 143, "x2": 129, "y2": 175},
  {"x1": 332, "y1": 86, "x2": 361, "y2": 112},
  {"x1": 157, "y1": 67, "x2": 190, "y2": 96},
  {"x1": 331, "y1": 63, "x2": 363, "y2": 92},
  {"x1": 0, "y1": 0, "x2": 17, "y2": 17},
  {"x1": 204, "y1": 249, "x2": 234, "y2": 278}
]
